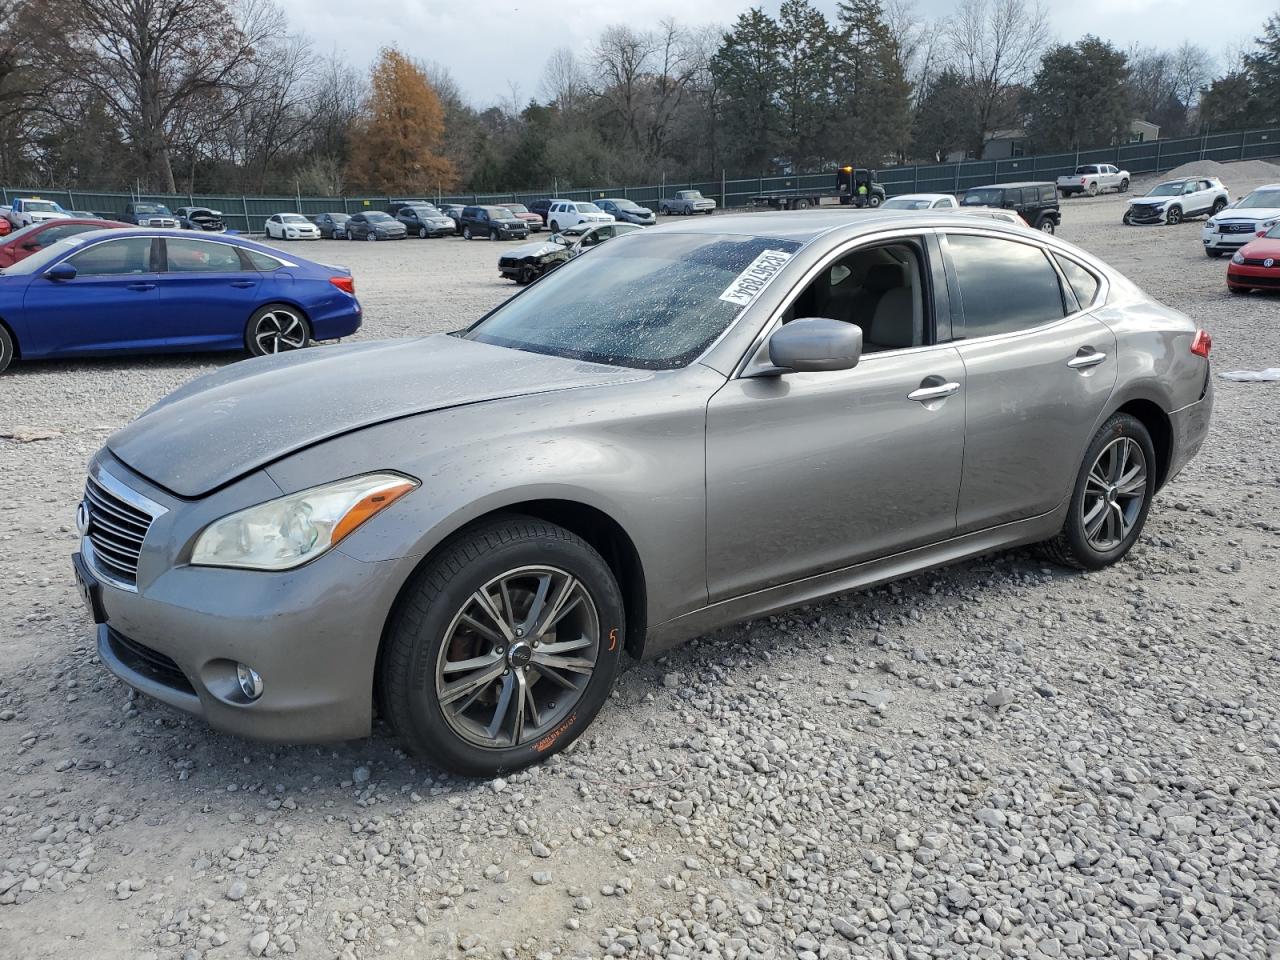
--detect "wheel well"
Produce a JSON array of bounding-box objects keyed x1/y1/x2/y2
[{"x1": 1116, "y1": 399, "x2": 1172, "y2": 490}]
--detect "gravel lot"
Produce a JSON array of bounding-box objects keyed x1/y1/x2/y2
[{"x1": 2, "y1": 166, "x2": 1279, "y2": 960}]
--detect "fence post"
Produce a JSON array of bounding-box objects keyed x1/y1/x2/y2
[
  {"x1": 953, "y1": 162, "x2": 960, "y2": 193},
  {"x1": 721, "y1": 169, "x2": 726, "y2": 210},
  {"x1": 913, "y1": 164, "x2": 918, "y2": 191},
  {"x1": 242, "y1": 195, "x2": 250, "y2": 234},
  {"x1": 1240, "y1": 129, "x2": 1247, "y2": 161},
  {"x1": 68, "y1": 190, "x2": 77, "y2": 211},
  {"x1": 1155, "y1": 139, "x2": 1162, "y2": 173}
]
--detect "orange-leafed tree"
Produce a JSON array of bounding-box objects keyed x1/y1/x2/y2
[{"x1": 346, "y1": 48, "x2": 456, "y2": 194}]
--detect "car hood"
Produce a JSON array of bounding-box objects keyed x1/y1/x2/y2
[
  {"x1": 107, "y1": 335, "x2": 644, "y2": 498},
  {"x1": 503, "y1": 238, "x2": 566, "y2": 258},
  {"x1": 1215, "y1": 207, "x2": 1280, "y2": 221},
  {"x1": 1239, "y1": 238, "x2": 1280, "y2": 257}
]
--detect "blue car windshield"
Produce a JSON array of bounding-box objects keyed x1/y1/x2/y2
[
  {"x1": 0, "y1": 235, "x2": 92, "y2": 275},
  {"x1": 465, "y1": 232, "x2": 803, "y2": 369}
]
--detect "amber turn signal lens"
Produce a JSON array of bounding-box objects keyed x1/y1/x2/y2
[{"x1": 331, "y1": 478, "x2": 416, "y2": 545}]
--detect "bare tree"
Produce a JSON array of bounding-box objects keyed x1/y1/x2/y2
[
  {"x1": 1171, "y1": 42, "x2": 1214, "y2": 111},
  {"x1": 947, "y1": 0, "x2": 1050, "y2": 154},
  {"x1": 61, "y1": 0, "x2": 278, "y2": 191},
  {"x1": 592, "y1": 20, "x2": 699, "y2": 160},
  {"x1": 885, "y1": 0, "x2": 947, "y2": 109},
  {"x1": 540, "y1": 47, "x2": 590, "y2": 113}
]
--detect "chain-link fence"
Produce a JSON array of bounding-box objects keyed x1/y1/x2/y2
[{"x1": 6, "y1": 127, "x2": 1277, "y2": 233}]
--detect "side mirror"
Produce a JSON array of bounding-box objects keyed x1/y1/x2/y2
[
  {"x1": 766, "y1": 318, "x2": 863, "y2": 373},
  {"x1": 45, "y1": 263, "x2": 77, "y2": 281}
]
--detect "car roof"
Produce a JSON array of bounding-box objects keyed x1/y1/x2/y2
[
  {"x1": 889, "y1": 193, "x2": 952, "y2": 201},
  {"x1": 648, "y1": 209, "x2": 1041, "y2": 243},
  {"x1": 968, "y1": 181, "x2": 1053, "y2": 190},
  {"x1": 23, "y1": 218, "x2": 129, "y2": 229}
]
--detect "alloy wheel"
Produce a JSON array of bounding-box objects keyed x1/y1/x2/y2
[
  {"x1": 252, "y1": 309, "x2": 307, "y2": 354},
  {"x1": 434, "y1": 565, "x2": 600, "y2": 750},
  {"x1": 1081, "y1": 437, "x2": 1147, "y2": 552}
]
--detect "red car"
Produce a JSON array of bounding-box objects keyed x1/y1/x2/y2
[
  {"x1": 1227, "y1": 224, "x2": 1280, "y2": 294},
  {"x1": 497, "y1": 203, "x2": 544, "y2": 233},
  {"x1": 0, "y1": 218, "x2": 128, "y2": 269}
]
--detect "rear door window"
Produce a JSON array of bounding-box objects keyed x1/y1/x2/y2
[
  {"x1": 165, "y1": 238, "x2": 245, "y2": 273},
  {"x1": 946, "y1": 234, "x2": 1067, "y2": 338}
]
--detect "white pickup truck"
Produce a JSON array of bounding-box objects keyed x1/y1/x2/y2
[
  {"x1": 7, "y1": 197, "x2": 71, "y2": 227},
  {"x1": 1057, "y1": 164, "x2": 1130, "y2": 197}
]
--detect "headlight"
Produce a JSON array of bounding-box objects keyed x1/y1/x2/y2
[
  {"x1": 191, "y1": 473, "x2": 417, "y2": 571},
  {"x1": 1232, "y1": 251, "x2": 1245, "y2": 264},
  {"x1": 1206, "y1": 218, "x2": 1217, "y2": 228},
  {"x1": 1262, "y1": 219, "x2": 1278, "y2": 230}
]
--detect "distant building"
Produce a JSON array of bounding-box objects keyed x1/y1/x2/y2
[
  {"x1": 945, "y1": 130, "x2": 1028, "y2": 163},
  {"x1": 1128, "y1": 119, "x2": 1160, "y2": 143}
]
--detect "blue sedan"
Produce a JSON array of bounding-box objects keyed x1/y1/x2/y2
[{"x1": 0, "y1": 229, "x2": 361, "y2": 374}]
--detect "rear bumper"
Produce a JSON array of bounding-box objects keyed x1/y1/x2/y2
[{"x1": 1166, "y1": 382, "x2": 1213, "y2": 486}]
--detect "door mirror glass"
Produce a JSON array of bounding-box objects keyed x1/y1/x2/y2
[
  {"x1": 45, "y1": 263, "x2": 77, "y2": 281},
  {"x1": 767, "y1": 318, "x2": 863, "y2": 373}
]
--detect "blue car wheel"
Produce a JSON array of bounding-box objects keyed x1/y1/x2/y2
[{"x1": 246, "y1": 304, "x2": 311, "y2": 357}]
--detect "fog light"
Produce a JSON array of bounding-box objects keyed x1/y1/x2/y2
[{"x1": 236, "y1": 663, "x2": 264, "y2": 701}]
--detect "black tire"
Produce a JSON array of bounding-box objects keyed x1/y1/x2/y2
[
  {"x1": 549, "y1": 221, "x2": 560, "y2": 233},
  {"x1": 1166, "y1": 206, "x2": 1182, "y2": 226},
  {"x1": 418, "y1": 227, "x2": 427, "y2": 238},
  {"x1": 490, "y1": 229, "x2": 499, "y2": 241},
  {"x1": 347, "y1": 230, "x2": 355, "y2": 240},
  {"x1": 868, "y1": 195, "x2": 881, "y2": 208},
  {"x1": 0, "y1": 324, "x2": 14, "y2": 374},
  {"x1": 1087, "y1": 182, "x2": 1099, "y2": 197},
  {"x1": 517, "y1": 265, "x2": 536, "y2": 285},
  {"x1": 1037, "y1": 216, "x2": 1056, "y2": 235},
  {"x1": 1206, "y1": 248, "x2": 1224, "y2": 258},
  {"x1": 1041, "y1": 413, "x2": 1156, "y2": 571},
  {"x1": 380, "y1": 515, "x2": 625, "y2": 777},
  {"x1": 462, "y1": 226, "x2": 473, "y2": 240},
  {"x1": 1119, "y1": 178, "x2": 1129, "y2": 192},
  {"x1": 659, "y1": 207, "x2": 669, "y2": 216},
  {"x1": 245, "y1": 303, "x2": 311, "y2": 357},
  {"x1": 1211, "y1": 198, "x2": 1227, "y2": 215}
]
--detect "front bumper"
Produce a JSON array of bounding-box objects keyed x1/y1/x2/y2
[
  {"x1": 1127, "y1": 206, "x2": 1168, "y2": 224},
  {"x1": 1203, "y1": 225, "x2": 1260, "y2": 250},
  {"x1": 1227, "y1": 263, "x2": 1280, "y2": 288},
  {"x1": 77, "y1": 457, "x2": 407, "y2": 742}
]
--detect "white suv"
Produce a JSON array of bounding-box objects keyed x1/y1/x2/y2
[
  {"x1": 1202, "y1": 183, "x2": 1280, "y2": 258},
  {"x1": 545, "y1": 200, "x2": 613, "y2": 233}
]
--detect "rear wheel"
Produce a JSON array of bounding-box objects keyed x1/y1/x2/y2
[
  {"x1": 463, "y1": 226, "x2": 473, "y2": 240},
  {"x1": 0, "y1": 324, "x2": 14, "y2": 374},
  {"x1": 418, "y1": 227, "x2": 427, "y2": 238},
  {"x1": 1211, "y1": 198, "x2": 1227, "y2": 215},
  {"x1": 1206, "y1": 248, "x2": 1224, "y2": 258},
  {"x1": 490, "y1": 229, "x2": 499, "y2": 241},
  {"x1": 380, "y1": 516, "x2": 625, "y2": 777},
  {"x1": 1119, "y1": 178, "x2": 1130, "y2": 192},
  {"x1": 1041, "y1": 413, "x2": 1155, "y2": 571},
  {"x1": 1037, "y1": 216, "x2": 1056, "y2": 235},
  {"x1": 1166, "y1": 206, "x2": 1183, "y2": 225},
  {"x1": 246, "y1": 304, "x2": 310, "y2": 356},
  {"x1": 1087, "y1": 182, "x2": 1099, "y2": 197}
]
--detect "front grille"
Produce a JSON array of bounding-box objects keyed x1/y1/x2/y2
[
  {"x1": 1220, "y1": 223, "x2": 1257, "y2": 234},
  {"x1": 1242, "y1": 258, "x2": 1279, "y2": 266},
  {"x1": 84, "y1": 475, "x2": 154, "y2": 586},
  {"x1": 106, "y1": 628, "x2": 194, "y2": 694}
]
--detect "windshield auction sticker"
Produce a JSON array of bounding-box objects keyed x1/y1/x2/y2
[{"x1": 719, "y1": 249, "x2": 794, "y2": 307}]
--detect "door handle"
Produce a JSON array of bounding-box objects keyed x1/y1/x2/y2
[
  {"x1": 1067, "y1": 350, "x2": 1107, "y2": 369},
  {"x1": 908, "y1": 381, "x2": 961, "y2": 403},
  {"x1": 230, "y1": 280, "x2": 255, "y2": 288},
  {"x1": 126, "y1": 283, "x2": 155, "y2": 291}
]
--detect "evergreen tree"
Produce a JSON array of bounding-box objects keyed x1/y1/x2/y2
[
  {"x1": 1026, "y1": 37, "x2": 1130, "y2": 151},
  {"x1": 775, "y1": 0, "x2": 837, "y2": 170},
  {"x1": 710, "y1": 9, "x2": 782, "y2": 173},
  {"x1": 1243, "y1": 14, "x2": 1280, "y2": 126},
  {"x1": 833, "y1": 0, "x2": 913, "y2": 164},
  {"x1": 912, "y1": 69, "x2": 980, "y2": 161}
]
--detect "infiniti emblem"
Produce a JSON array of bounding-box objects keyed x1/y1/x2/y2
[{"x1": 75, "y1": 501, "x2": 90, "y2": 537}]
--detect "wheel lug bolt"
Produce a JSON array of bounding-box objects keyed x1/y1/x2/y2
[{"x1": 496, "y1": 647, "x2": 505, "y2": 654}]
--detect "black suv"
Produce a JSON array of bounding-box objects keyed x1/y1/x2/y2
[
  {"x1": 961, "y1": 182, "x2": 1061, "y2": 234},
  {"x1": 459, "y1": 205, "x2": 529, "y2": 241}
]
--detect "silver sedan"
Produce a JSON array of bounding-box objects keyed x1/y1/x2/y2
[{"x1": 75, "y1": 211, "x2": 1213, "y2": 776}]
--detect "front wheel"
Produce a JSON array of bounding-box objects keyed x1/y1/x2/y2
[
  {"x1": 418, "y1": 227, "x2": 427, "y2": 238},
  {"x1": 1041, "y1": 413, "x2": 1156, "y2": 571},
  {"x1": 867, "y1": 195, "x2": 881, "y2": 208},
  {"x1": 548, "y1": 221, "x2": 559, "y2": 233},
  {"x1": 462, "y1": 226, "x2": 473, "y2": 240},
  {"x1": 490, "y1": 229, "x2": 499, "y2": 241},
  {"x1": 1087, "y1": 182, "x2": 1099, "y2": 197},
  {"x1": 1166, "y1": 206, "x2": 1183, "y2": 225},
  {"x1": 1122, "y1": 211, "x2": 1132, "y2": 225},
  {"x1": 380, "y1": 516, "x2": 625, "y2": 777},
  {"x1": 1206, "y1": 248, "x2": 1224, "y2": 258},
  {"x1": 246, "y1": 304, "x2": 311, "y2": 356},
  {"x1": 1119, "y1": 178, "x2": 1129, "y2": 192},
  {"x1": 366, "y1": 232, "x2": 377, "y2": 242},
  {"x1": 518, "y1": 265, "x2": 536, "y2": 285}
]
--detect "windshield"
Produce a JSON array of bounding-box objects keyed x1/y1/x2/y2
[
  {"x1": 503, "y1": 204, "x2": 529, "y2": 214},
  {"x1": 575, "y1": 203, "x2": 602, "y2": 213},
  {"x1": 962, "y1": 188, "x2": 1003, "y2": 206},
  {"x1": 1, "y1": 235, "x2": 93, "y2": 275},
  {"x1": 282, "y1": 214, "x2": 308, "y2": 223},
  {"x1": 133, "y1": 203, "x2": 171, "y2": 215},
  {"x1": 465, "y1": 233, "x2": 802, "y2": 369},
  {"x1": 679, "y1": 191, "x2": 703, "y2": 199},
  {"x1": 411, "y1": 205, "x2": 441, "y2": 216},
  {"x1": 881, "y1": 197, "x2": 932, "y2": 210},
  {"x1": 608, "y1": 199, "x2": 642, "y2": 211},
  {"x1": 1237, "y1": 189, "x2": 1280, "y2": 210},
  {"x1": 1145, "y1": 182, "x2": 1184, "y2": 197},
  {"x1": 490, "y1": 208, "x2": 517, "y2": 219},
  {"x1": 22, "y1": 200, "x2": 62, "y2": 213},
  {"x1": 328, "y1": 213, "x2": 350, "y2": 221},
  {"x1": 366, "y1": 212, "x2": 392, "y2": 222}
]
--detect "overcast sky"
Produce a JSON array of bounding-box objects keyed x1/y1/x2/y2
[{"x1": 276, "y1": 0, "x2": 1271, "y2": 106}]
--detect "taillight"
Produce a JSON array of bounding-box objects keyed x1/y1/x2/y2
[
  {"x1": 1191, "y1": 329, "x2": 1212, "y2": 358},
  {"x1": 1081, "y1": 177, "x2": 1087, "y2": 184},
  {"x1": 330, "y1": 276, "x2": 355, "y2": 294}
]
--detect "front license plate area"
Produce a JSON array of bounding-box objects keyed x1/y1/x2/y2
[{"x1": 72, "y1": 552, "x2": 107, "y2": 624}]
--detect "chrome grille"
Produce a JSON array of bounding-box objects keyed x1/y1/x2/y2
[{"x1": 84, "y1": 475, "x2": 154, "y2": 587}]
